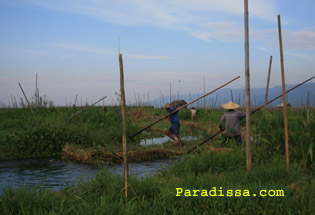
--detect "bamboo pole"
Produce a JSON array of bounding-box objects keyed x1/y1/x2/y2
[
  {"x1": 66, "y1": 96, "x2": 107, "y2": 120},
  {"x1": 278, "y1": 14, "x2": 289, "y2": 170},
  {"x1": 18, "y1": 83, "x2": 33, "y2": 112},
  {"x1": 242, "y1": 87, "x2": 245, "y2": 112},
  {"x1": 307, "y1": 91, "x2": 310, "y2": 124},
  {"x1": 119, "y1": 53, "x2": 128, "y2": 203},
  {"x1": 264, "y1": 56, "x2": 273, "y2": 108},
  {"x1": 74, "y1": 94, "x2": 78, "y2": 106},
  {"x1": 130, "y1": 76, "x2": 240, "y2": 138},
  {"x1": 244, "y1": 0, "x2": 252, "y2": 173},
  {"x1": 187, "y1": 76, "x2": 315, "y2": 154},
  {"x1": 203, "y1": 74, "x2": 206, "y2": 110},
  {"x1": 35, "y1": 73, "x2": 38, "y2": 107},
  {"x1": 230, "y1": 89, "x2": 234, "y2": 102}
]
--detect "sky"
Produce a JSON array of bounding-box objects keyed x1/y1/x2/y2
[{"x1": 0, "y1": 0, "x2": 315, "y2": 106}]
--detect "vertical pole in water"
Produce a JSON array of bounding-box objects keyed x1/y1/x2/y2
[
  {"x1": 278, "y1": 15, "x2": 289, "y2": 170},
  {"x1": 244, "y1": 0, "x2": 252, "y2": 174},
  {"x1": 119, "y1": 53, "x2": 128, "y2": 202},
  {"x1": 18, "y1": 83, "x2": 33, "y2": 112},
  {"x1": 265, "y1": 56, "x2": 273, "y2": 108}
]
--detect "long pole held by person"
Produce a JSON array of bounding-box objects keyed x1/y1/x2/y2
[
  {"x1": 130, "y1": 76, "x2": 241, "y2": 139},
  {"x1": 186, "y1": 76, "x2": 314, "y2": 154},
  {"x1": 66, "y1": 96, "x2": 107, "y2": 120}
]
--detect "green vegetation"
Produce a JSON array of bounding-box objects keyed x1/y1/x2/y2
[
  {"x1": 0, "y1": 149, "x2": 314, "y2": 214},
  {"x1": 0, "y1": 106, "x2": 314, "y2": 214}
]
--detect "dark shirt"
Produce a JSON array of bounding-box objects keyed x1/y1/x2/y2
[
  {"x1": 219, "y1": 110, "x2": 245, "y2": 137},
  {"x1": 169, "y1": 108, "x2": 180, "y2": 124}
]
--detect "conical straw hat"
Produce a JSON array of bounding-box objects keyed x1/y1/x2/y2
[{"x1": 222, "y1": 101, "x2": 240, "y2": 109}]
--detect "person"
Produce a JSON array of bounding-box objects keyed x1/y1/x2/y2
[
  {"x1": 189, "y1": 107, "x2": 196, "y2": 121},
  {"x1": 219, "y1": 101, "x2": 246, "y2": 146},
  {"x1": 163, "y1": 103, "x2": 182, "y2": 148}
]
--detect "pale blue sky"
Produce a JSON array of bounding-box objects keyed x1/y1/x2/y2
[{"x1": 1, "y1": 0, "x2": 315, "y2": 106}]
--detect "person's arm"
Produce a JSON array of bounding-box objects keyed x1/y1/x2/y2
[
  {"x1": 238, "y1": 111, "x2": 246, "y2": 119},
  {"x1": 219, "y1": 114, "x2": 225, "y2": 130}
]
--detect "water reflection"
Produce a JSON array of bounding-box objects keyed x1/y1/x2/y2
[
  {"x1": 140, "y1": 136, "x2": 199, "y2": 146},
  {"x1": 0, "y1": 157, "x2": 178, "y2": 193}
]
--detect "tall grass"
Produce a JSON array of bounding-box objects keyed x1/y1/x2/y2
[
  {"x1": 1, "y1": 149, "x2": 314, "y2": 214},
  {"x1": 0, "y1": 107, "x2": 140, "y2": 159}
]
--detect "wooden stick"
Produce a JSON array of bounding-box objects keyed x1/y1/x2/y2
[
  {"x1": 307, "y1": 91, "x2": 310, "y2": 124},
  {"x1": 119, "y1": 53, "x2": 128, "y2": 203},
  {"x1": 66, "y1": 96, "x2": 107, "y2": 120},
  {"x1": 35, "y1": 73, "x2": 38, "y2": 107},
  {"x1": 203, "y1": 74, "x2": 206, "y2": 110},
  {"x1": 278, "y1": 14, "x2": 289, "y2": 170},
  {"x1": 18, "y1": 83, "x2": 33, "y2": 112},
  {"x1": 264, "y1": 56, "x2": 273, "y2": 108},
  {"x1": 187, "y1": 76, "x2": 314, "y2": 154},
  {"x1": 244, "y1": 0, "x2": 252, "y2": 173},
  {"x1": 74, "y1": 94, "x2": 78, "y2": 106},
  {"x1": 230, "y1": 89, "x2": 234, "y2": 102},
  {"x1": 130, "y1": 76, "x2": 240, "y2": 138}
]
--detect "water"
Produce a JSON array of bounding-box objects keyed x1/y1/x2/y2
[
  {"x1": 140, "y1": 136, "x2": 199, "y2": 146},
  {"x1": 0, "y1": 157, "x2": 178, "y2": 193}
]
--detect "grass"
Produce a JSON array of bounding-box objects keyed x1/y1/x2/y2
[
  {"x1": 0, "y1": 106, "x2": 314, "y2": 214},
  {"x1": 0, "y1": 148, "x2": 314, "y2": 214}
]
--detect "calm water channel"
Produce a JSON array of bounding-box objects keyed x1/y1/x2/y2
[
  {"x1": 0, "y1": 157, "x2": 178, "y2": 193},
  {"x1": 0, "y1": 136, "x2": 197, "y2": 193}
]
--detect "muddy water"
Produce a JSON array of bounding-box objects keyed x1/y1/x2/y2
[{"x1": 0, "y1": 157, "x2": 178, "y2": 193}]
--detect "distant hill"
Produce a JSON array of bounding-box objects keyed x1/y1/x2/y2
[{"x1": 153, "y1": 82, "x2": 315, "y2": 108}]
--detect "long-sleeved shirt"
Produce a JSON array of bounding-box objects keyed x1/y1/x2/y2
[{"x1": 219, "y1": 110, "x2": 246, "y2": 137}]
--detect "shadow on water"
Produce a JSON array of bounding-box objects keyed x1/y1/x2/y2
[{"x1": 0, "y1": 157, "x2": 178, "y2": 193}]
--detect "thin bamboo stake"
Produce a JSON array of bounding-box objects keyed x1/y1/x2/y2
[
  {"x1": 307, "y1": 91, "x2": 310, "y2": 124},
  {"x1": 130, "y1": 76, "x2": 240, "y2": 138},
  {"x1": 66, "y1": 96, "x2": 107, "y2": 120},
  {"x1": 230, "y1": 89, "x2": 234, "y2": 102},
  {"x1": 119, "y1": 53, "x2": 128, "y2": 203},
  {"x1": 74, "y1": 94, "x2": 78, "y2": 106},
  {"x1": 214, "y1": 94, "x2": 218, "y2": 108},
  {"x1": 18, "y1": 83, "x2": 32, "y2": 112},
  {"x1": 265, "y1": 56, "x2": 273, "y2": 108},
  {"x1": 35, "y1": 73, "x2": 38, "y2": 107},
  {"x1": 203, "y1": 74, "x2": 206, "y2": 110},
  {"x1": 244, "y1": 0, "x2": 252, "y2": 174},
  {"x1": 187, "y1": 76, "x2": 315, "y2": 154},
  {"x1": 278, "y1": 14, "x2": 289, "y2": 170}
]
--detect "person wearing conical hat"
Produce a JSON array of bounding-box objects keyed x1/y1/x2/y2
[
  {"x1": 219, "y1": 101, "x2": 246, "y2": 146},
  {"x1": 162, "y1": 103, "x2": 182, "y2": 148}
]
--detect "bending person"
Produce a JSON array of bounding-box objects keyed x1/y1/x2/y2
[
  {"x1": 219, "y1": 101, "x2": 245, "y2": 146},
  {"x1": 163, "y1": 103, "x2": 182, "y2": 149}
]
